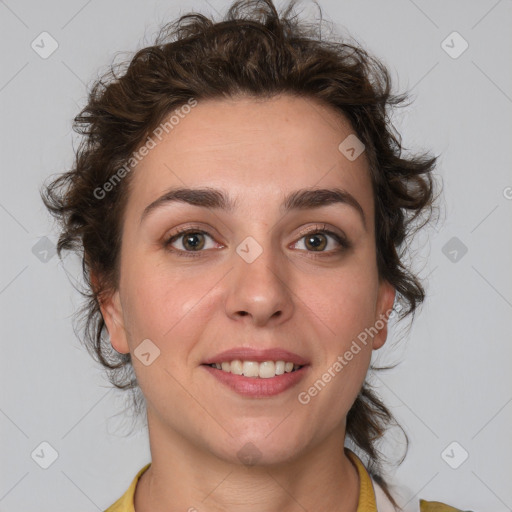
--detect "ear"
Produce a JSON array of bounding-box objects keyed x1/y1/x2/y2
[
  {"x1": 371, "y1": 278, "x2": 396, "y2": 351},
  {"x1": 91, "y1": 272, "x2": 130, "y2": 354}
]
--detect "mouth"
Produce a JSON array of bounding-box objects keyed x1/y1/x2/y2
[
  {"x1": 203, "y1": 360, "x2": 305, "y2": 379},
  {"x1": 200, "y1": 359, "x2": 310, "y2": 398},
  {"x1": 201, "y1": 347, "x2": 310, "y2": 397}
]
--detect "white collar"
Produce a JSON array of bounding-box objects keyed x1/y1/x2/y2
[{"x1": 372, "y1": 477, "x2": 399, "y2": 512}]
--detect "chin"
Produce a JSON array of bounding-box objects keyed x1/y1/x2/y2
[{"x1": 208, "y1": 431, "x2": 307, "y2": 468}]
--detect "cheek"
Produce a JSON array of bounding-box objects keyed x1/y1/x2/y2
[
  {"x1": 300, "y1": 266, "x2": 379, "y2": 342},
  {"x1": 118, "y1": 265, "x2": 210, "y2": 402},
  {"x1": 296, "y1": 273, "x2": 376, "y2": 427},
  {"x1": 120, "y1": 257, "x2": 220, "y2": 351},
  {"x1": 296, "y1": 264, "x2": 378, "y2": 397}
]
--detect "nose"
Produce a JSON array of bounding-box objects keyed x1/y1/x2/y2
[{"x1": 224, "y1": 240, "x2": 295, "y2": 327}]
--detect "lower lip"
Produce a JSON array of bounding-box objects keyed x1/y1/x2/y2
[{"x1": 201, "y1": 365, "x2": 309, "y2": 398}]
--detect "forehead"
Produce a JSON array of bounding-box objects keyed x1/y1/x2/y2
[{"x1": 125, "y1": 94, "x2": 374, "y2": 225}]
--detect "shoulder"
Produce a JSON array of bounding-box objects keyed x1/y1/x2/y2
[
  {"x1": 103, "y1": 463, "x2": 151, "y2": 512},
  {"x1": 372, "y1": 478, "x2": 476, "y2": 512}
]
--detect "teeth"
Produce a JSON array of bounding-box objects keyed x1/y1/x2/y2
[
  {"x1": 230, "y1": 360, "x2": 243, "y2": 375},
  {"x1": 258, "y1": 361, "x2": 275, "y2": 379},
  {"x1": 209, "y1": 360, "x2": 303, "y2": 378},
  {"x1": 242, "y1": 360, "x2": 260, "y2": 377}
]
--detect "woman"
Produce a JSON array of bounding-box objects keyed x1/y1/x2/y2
[{"x1": 41, "y1": 1, "x2": 472, "y2": 510}]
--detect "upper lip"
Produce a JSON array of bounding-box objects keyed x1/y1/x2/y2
[{"x1": 202, "y1": 347, "x2": 309, "y2": 366}]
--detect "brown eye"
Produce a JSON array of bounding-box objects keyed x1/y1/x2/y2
[
  {"x1": 181, "y1": 232, "x2": 206, "y2": 251},
  {"x1": 304, "y1": 233, "x2": 327, "y2": 251},
  {"x1": 293, "y1": 229, "x2": 349, "y2": 254},
  {"x1": 165, "y1": 230, "x2": 216, "y2": 253}
]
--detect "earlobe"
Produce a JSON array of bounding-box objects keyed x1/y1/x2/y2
[{"x1": 372, "y1": 279, "x2": 396, "y2": 351}]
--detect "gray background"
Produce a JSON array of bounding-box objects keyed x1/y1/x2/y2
[{"x1": 1, "y1": 0, "x2": 511, "y2": 510}]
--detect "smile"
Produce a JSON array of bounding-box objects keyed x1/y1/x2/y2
[
  {"x1": 201, "y1": 362, "x2": 309, "y2": 397},
  {"x1": 206, "y1": 360, "x2": 303, "y2": 378}
]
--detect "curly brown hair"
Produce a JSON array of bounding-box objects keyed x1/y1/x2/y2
[{"x1": 41, "y1": 0, "x2": 439, "y2": 506}]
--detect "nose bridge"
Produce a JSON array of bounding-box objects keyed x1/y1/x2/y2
[{"x1": 225, "y1": 231, "x2": 294, "y2": 325}]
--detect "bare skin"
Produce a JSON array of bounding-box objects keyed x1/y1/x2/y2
[{"x1": 99, "y1": 94, "x2": 395, "y2": 511}]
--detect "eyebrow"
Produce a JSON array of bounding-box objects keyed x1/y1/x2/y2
[{"x1": 140, "y1": 186, "x2": 367, "y2": 230}]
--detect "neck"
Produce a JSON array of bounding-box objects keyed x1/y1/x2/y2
[{"x1": 134, "y1": 411, "x2": 360, "y2": 512}]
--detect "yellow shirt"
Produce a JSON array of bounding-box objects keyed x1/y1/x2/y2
[{"x1": 104, "y1": 449, "x2": 468, "y2": 512}]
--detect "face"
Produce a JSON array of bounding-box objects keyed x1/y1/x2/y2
[{"x1": 100, "y1": 94, "x2": 395, "y2": 465}]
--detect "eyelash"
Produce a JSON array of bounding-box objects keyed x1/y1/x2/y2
[{"x1": 163, "y1": 224, "x2": 351, "y2": 259}]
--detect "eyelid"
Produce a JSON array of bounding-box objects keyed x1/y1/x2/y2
[
  {"x1": 163, "y1": 223, "x2": 222, "y2": 243},
  {"x1": 294, "y1": 224, "x2": 348, "y2": 243}
]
